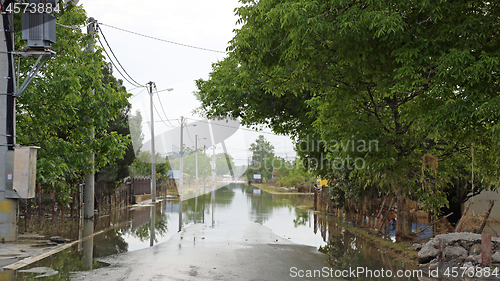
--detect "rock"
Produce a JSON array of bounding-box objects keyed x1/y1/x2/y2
[
  {"x1": 465, "y1": 255, "x2": 476, "y2": 263},
  {"x1": 429, "y1": 262, "x2": 439, "y2": 270},
  {"x1": 418, "y1": 244, "x2": 440, "y2": 264},
  {"x1": 463, "y1": 262, "x2": 473, "y2": 268},
  {"x1": 46, "y1": 241, "x2": 58, "y2": 246},
  {"x1": 469, "y1": 243, "x2": 481, "y2": 255},
  {"x1": 492, "y1": 252, "x2": 500, "y2": 263},
  {"x1": 409, "y1": 243, "x2": 422, "y2": 251},
  {"x1": 471, "y1": 254, "x2": 482, "y2": 264},
  {"x1": 418, "y1": 233, "x2": 500, "y2": 265},
  {"x1": 50, "y1": 236, "x2": 66, "y2": 244},
  {"x1": 456, "y1": 256, "x2": 466, "y2": 263},
  {"x1": 444, "y1": 246, "x2": 467, "y2": 258}
]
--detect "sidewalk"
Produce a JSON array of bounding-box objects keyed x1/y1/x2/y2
[{"x1": 0, "y1": 234, "x2": 52, "y2": 269}]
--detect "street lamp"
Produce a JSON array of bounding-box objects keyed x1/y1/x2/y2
[{"x1": 148, "y1": 82, "x2": 173, "y2": 203}]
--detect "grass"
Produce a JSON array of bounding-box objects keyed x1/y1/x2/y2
[
  {"x1": 251, "y1": 182, "x2": 312, "y2": 195},
  {"x1": 336, "y1": 219, "x2": 419, "y2": 263}
]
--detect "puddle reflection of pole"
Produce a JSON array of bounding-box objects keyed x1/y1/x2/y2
[
  {"x1": 82, "y1": 219, "x2": 94, "y2": 269},
  {"x1": 211, "y1": 145, "x2": 216, "y2": 227},
  {"x1": 194, "y1": 137, "x2": 207, "y2": 225},
  {"x1": 202, "y1": 193, "x2": 205, "y2": 224},
  {"x1": 211, "y1": 191, "x2": 215, "y2": 228},
  {"x1": 179, "y1": 117, "x2": 184, "y2": 232},
  {"x1": 150, "y1": 205, "x2": 156, "y2": 247}
]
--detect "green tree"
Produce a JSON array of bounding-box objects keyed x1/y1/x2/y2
[
  {"x1": 169, "y1": 148, "x2": 212, "y2": 184},
  {"x1": 129, "y1": 110, "x2": 144, "y2": 155},
  {"x1": 246, "y1": 135, "x2": 275, "y2": 181},
  {"x1": 197, "y1": 0, "x2": 500, "y2": 239},
  {"x1": 129, "y1": 151, "x2": 171, "y2": 182},
  {"x1": 95, "y1": 63, "x2": 136, "y2": 188},
  {"x1": 15, "y1": 6, "x2": 131, "y2": 197},
  {"x1": 215, "y1": 153, "x2": 235, "y2": 176}
]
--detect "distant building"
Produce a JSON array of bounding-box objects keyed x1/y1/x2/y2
[{"x1": 168, "y1": 170, "x2": 180, "y2": 180}]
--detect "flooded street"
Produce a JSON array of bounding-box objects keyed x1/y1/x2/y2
[{"x1": 6, "y1": 184, "x2": 419, "y2": 280}]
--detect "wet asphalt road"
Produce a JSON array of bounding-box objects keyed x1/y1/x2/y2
[{"x1": 73, "y1": 220, "x2": 335, "y2": 281}]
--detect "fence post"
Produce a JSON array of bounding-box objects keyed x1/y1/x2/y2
[
  {"x1": 38, "y1": 183, "x2": 41, "y2": 223},
  {"x1": 314, "y1": 188, "x2": 318, "y2": 211},
  {"x1": 482, "y1": 234, "x2": 492, "y2": 267},
  {"x1": 51, "y1": 185, "x2": 55, "y2": 221}
]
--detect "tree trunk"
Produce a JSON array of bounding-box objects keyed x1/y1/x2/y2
[
  {"x1": 38, "y1": 183, "x2": 42, "y2": 228},
  {"x1": 51, "y1": 185, "x2": 55, "y2": 221},
  {"x1": 393, "y1": 183, "x2": 411, "y2": 241}
]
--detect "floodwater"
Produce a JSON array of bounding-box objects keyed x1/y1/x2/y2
[{"x1": 9, "y1": 184, "x2": 419, "y2": 280}]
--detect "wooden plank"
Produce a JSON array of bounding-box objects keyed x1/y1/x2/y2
[{"x1": 3, "y1": 226, "x2": 110, "y2": 271}]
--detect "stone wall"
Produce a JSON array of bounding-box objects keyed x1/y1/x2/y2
[{"x1": 419, "y1": 233, "x2": 500, "y2": 266}]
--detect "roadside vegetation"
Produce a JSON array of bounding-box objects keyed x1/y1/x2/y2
[
  {"x1": 15, "y1": 4, "x2": 133, "y2": 206},
  {"x1": 196, "y1": 0, "x2": 500, "y2": 241},
  {"x1": 245, "y1": 136, "x2": 316, "y2": 192}
]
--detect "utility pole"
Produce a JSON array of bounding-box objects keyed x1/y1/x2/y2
[
  {"x1": 178, "y1": 116, "x2": 184, "y2": 231},
  {"x1": 195, "y1": 134, "x2": 198, "y2": 223},
  {"x1": 84, "y1": 18, "x2": 96, "y2": 219},
  {"x1": 212, "y1": 145, "x2": 216, "y2": 190},
  {"x1": 0, "y1": 0, "x2": 16, "y2": 242},
  {"x1": 148, "y1": 81, "x2": 156, "y2": 203},
  {"x1": 148, "y1": 84, "x2": 171, "y2": 203},
  {"x1": 203, "y1": 145, "x2": 206, "y2": 192}
]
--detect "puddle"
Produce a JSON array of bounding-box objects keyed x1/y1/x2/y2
[{"x1": 9, "y1": 184, "x2": 417, "y2": 280}]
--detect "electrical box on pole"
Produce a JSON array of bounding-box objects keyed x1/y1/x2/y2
[
  {"x1": 21, "y1": 0, "x2": 57, "y2": 49},
  {"x1": 12, "y1": 147, "x2": 39, "y2": 199}
]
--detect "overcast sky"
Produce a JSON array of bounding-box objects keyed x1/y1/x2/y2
[{"x1": 77, "y1": 0, "x2": 297, "y2": 166}]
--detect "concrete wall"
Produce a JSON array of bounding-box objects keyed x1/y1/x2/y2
[{"x1": 463, "y1": 190, "x2": 500, "y2": 236}]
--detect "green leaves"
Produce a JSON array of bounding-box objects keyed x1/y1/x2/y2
[
  {"x1": 197, "y1": 0, "x2": 500, "y2": 215},
  {"x1": 15, "y1": 7, "x2": 132, "y2": 188}
]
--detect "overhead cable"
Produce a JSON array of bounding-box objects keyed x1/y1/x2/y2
[
  {"x1": 99, "y1": 22, "x2": 226, "y2": 54},
  {"x1": 153, "y1": 103, "x2": 175, "y2": 128},
  {"x1": 97, "y1": 35, "x2": 143, "y2": 88},
  {"x1": 56, "y1": 22, "x2": 92, "y2": 30},
  {"x1": 154, "y1": 85, "x2": 176, "y2": 127},
  {"x1": 98, "y1": 25, "x2": 145, "y2": 87},
  {"x1": 129, "y1": 88, "x2": 147, "y2": 100}
]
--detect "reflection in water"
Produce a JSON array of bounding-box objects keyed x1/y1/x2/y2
[
  {"x1": 82, "y1": 219, "x2": 94, "y2": 269},
  {"x1": 316, "y1": 213, "x2": 418, "y2": 281},
  {"x1": 12, "y1": 184, "x2": 417, "y2": 280},
  {"x1": 150, "y1": 205, "x2": 156, "y2": 247}
]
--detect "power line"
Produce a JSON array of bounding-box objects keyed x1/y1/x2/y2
[
  {"x1": 185, "y1": 126, "x2": 194, "y2": 143},
  {"x1": 97, "y1": 35, "x2": 142, "y2": 88},
  {"x1": 99, "y1": 22, "x2": 226, "y2": 54},
  {"x1": 154, "y1": 85, "x2": 176, "y2": 127},
  {"x1": 56, "y1": 22, "x2": 92, "y2": 30},
  {"x1": 98, "y1": 25, "x2": 145, "y2": 87},
  {"x1": 129, "y1": 88, "x2": 147, "y2": 100},
  {"x1": 128, "y1": 85, "x2": 145, "y2": 91},
  {"x1": 153, "y1": 103, "x2": 175, "y2": 128}
]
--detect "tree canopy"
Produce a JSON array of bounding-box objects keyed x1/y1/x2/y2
[
  {"x1": 15, "y1": 5, "x2": 131, "y2": 192},
  {"x1": 196, "y1": 0, "x2": 500, "y2": 239}
]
